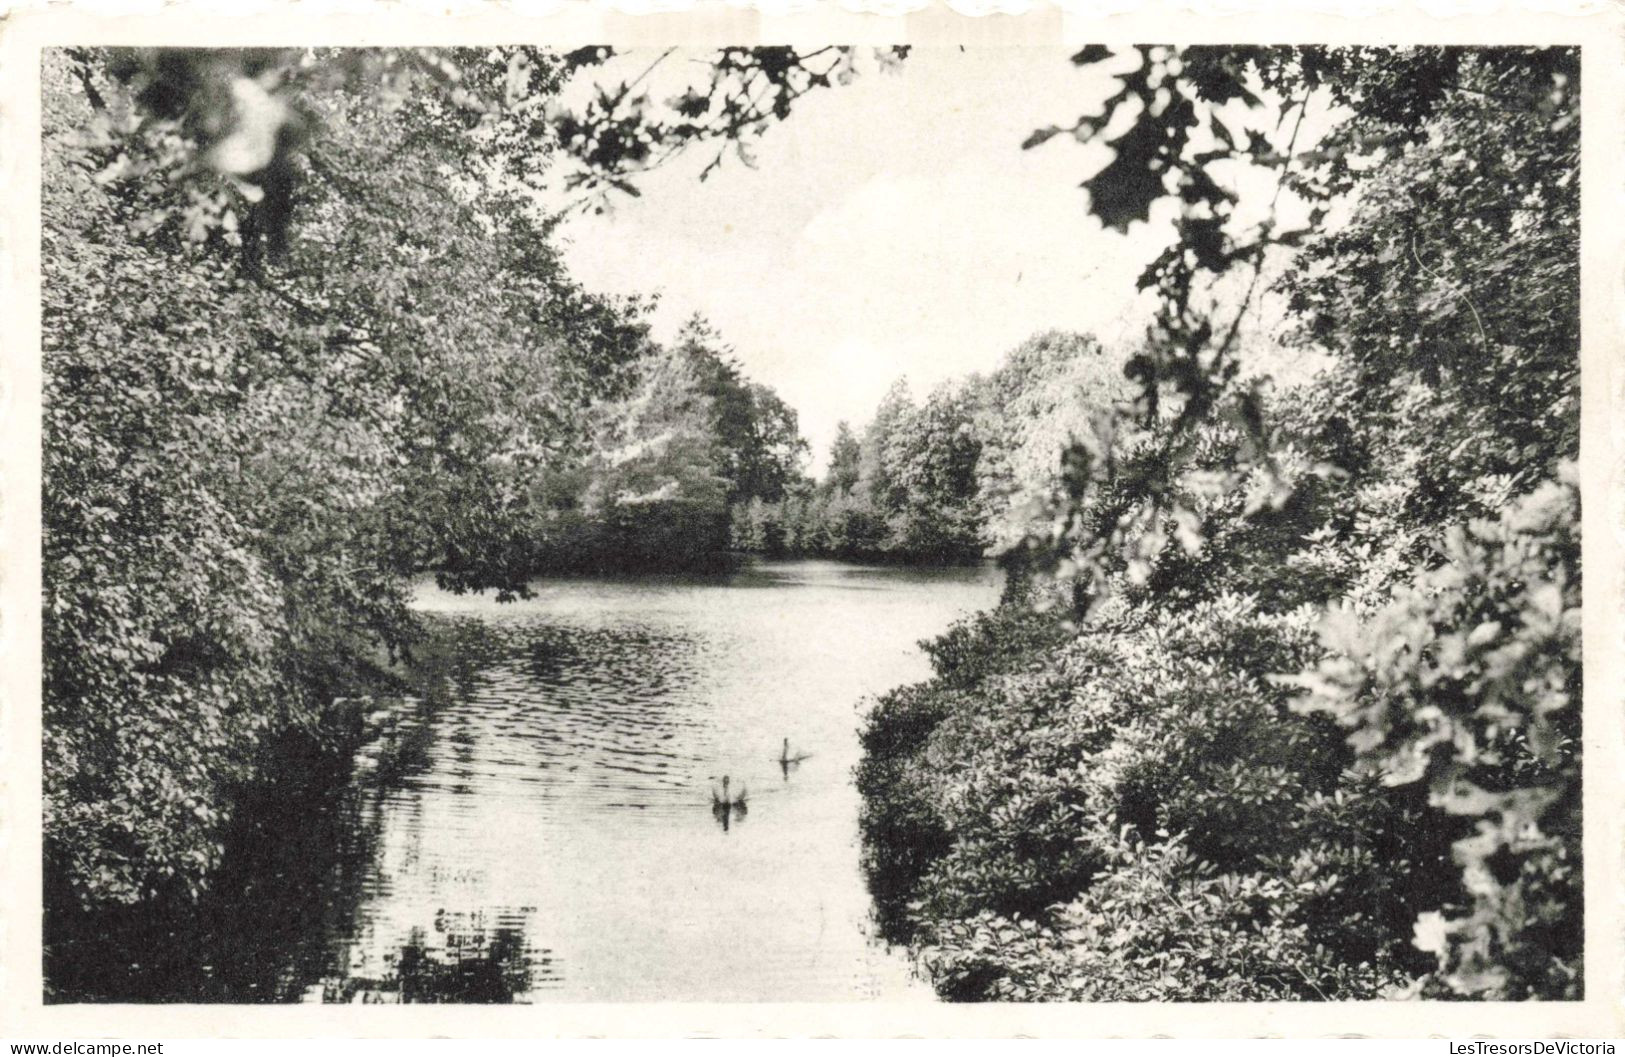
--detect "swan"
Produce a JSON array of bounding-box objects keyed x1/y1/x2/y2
[
  {"x1": 711, "y1": 775, "x2": 748, "y2": 830},
  {"x1": 712, "y1": 775, "x2": 748, "y2": 810}
]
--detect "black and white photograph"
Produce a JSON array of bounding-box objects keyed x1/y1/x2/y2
[{"x1": 3, "y1": 3, "x2": 1621, "y2": 1038}]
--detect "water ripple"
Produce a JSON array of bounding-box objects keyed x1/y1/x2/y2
[{"x1": 308, "y1": 560, "x2": 1002, "y2": 1002}]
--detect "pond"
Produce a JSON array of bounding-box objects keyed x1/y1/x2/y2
[{"x1": 239, "y1": 559, "x2": 1001, "y2": 1003}]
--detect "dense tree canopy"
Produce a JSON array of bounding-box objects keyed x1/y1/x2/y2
[
  {"x1": 857, "y1": 45, "x2": 1581, "y2": 1001},
  {"x1": 42, "y1": 45, "x2": 858, "y2": 915}
]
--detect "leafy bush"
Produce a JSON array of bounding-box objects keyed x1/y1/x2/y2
[
  {"x1": 859, "y1": 591, "x2": 1459, "y2": 1000},
  {"x1": 922, "y1": 829, "x2": 1406, "y2": 1002},
  {"x1": 1294, "y1": 470, "x2": 1582, "y2": 998}
]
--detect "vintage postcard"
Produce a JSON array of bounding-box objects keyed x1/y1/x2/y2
[{"x1": 0, "y1": 0, "x2": 1621, "y2": 1039}]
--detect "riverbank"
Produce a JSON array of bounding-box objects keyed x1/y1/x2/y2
[
  {"x1": 43, "y1": 653, "x2": 423, "y2": 1003},
  {"x1": 855, "y1": 472, "x2": 1582, "y2": 1002}
]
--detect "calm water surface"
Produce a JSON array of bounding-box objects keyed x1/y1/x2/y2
[{"x1": 311, "y1": 559, "x2": 1000, "y2": 1002}]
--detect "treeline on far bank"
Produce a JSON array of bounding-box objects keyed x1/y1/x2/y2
[
  {"x1": 504, "y1": 314, "x2": 814, "y2": 577},
  {"x1": 730, "y1": 331, "x2": 1123, "y2": 565}
]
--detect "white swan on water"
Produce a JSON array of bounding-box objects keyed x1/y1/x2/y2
[{"x1": 711, "y1": 775, "x2": 748, "y2": 811}]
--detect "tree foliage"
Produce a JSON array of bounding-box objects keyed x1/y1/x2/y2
[
  {"x1": 858, "y1": 46, "x2": 1581, "y2": 1001},
  {"x1": 41, "y1": 45, "x2": 861, "y2": 914},
  {"x1": 731, "y1": 331, "x2": 1119, "y2": 564}
]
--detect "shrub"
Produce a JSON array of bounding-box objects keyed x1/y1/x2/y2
[
  {"x1": 859, "y1": 590, "x2": 1452, "y2": 999},
  {"x1": 1293, "y1": 468, "x2": 1582, "y2": 998}
]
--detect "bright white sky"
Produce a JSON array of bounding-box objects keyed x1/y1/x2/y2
[{"x1": 554, "y1": 47, "x2": 1308, "y2": 473}]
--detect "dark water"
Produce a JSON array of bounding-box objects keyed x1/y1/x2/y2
[{"x1": 60, "y1": 559, "x2": 996, "y2": 1004}]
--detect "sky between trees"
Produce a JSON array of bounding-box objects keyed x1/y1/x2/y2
[{"x1": 554, "y1": 46, "x2": 1183, "y2": 470}]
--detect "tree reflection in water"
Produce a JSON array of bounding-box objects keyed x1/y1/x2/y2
[{"x1": 317, "y1": 908, "x2": 554, "y2": 1004}]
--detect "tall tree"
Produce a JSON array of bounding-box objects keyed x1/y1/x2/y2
[
  {"x1": 674, "y1": 316, "x2": 809, "y2": 505},
  {"x1": 581, "y1": 346, "x2": 730, "y2": 569},
  {"x1": 887, "y1": 383, "x2": 987, "y2": 560},
  {"x1": 825, "y1": 421, "x2": 862, "y2": 498},
  {"x1": 857, "y1": 378, "x2": 915, "y2": 515}
]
